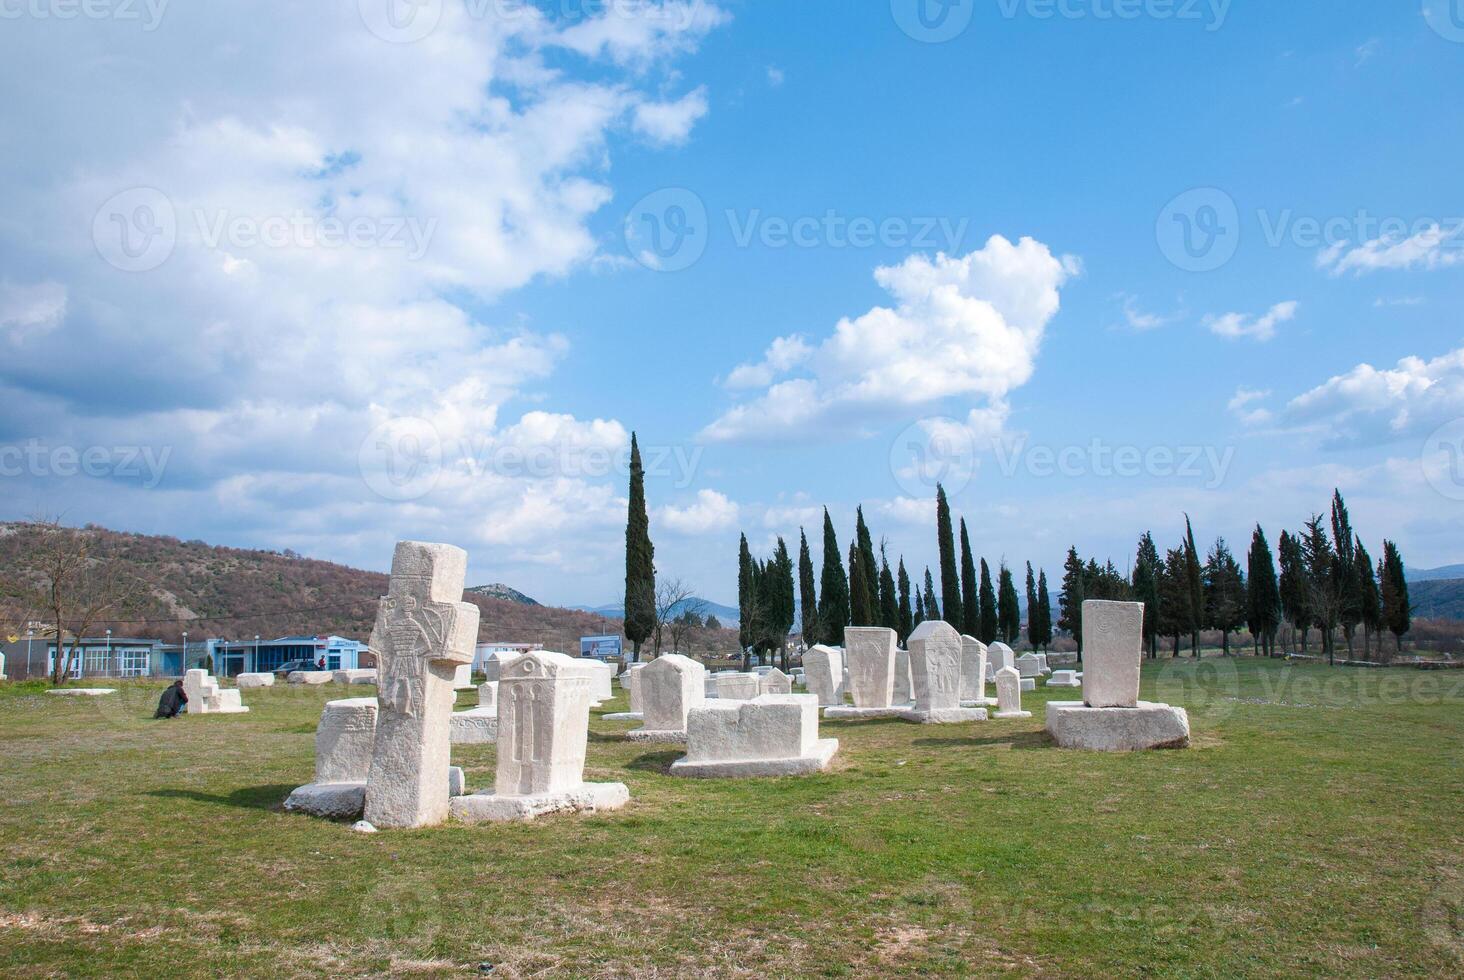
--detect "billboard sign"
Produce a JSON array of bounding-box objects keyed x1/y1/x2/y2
[{"x1": 580, "y1": 635, "x2": 623, "y2": 660}]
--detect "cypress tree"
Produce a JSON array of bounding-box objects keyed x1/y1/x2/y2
[
  {"x1": 1157, "y1": 546, "x2": 1192, "y2": 656},
  {"x1": 737, "y1": 533, "x2": 754, "y2": 652},
  {"x1": 978, "y1": 558, "x2": 997, "y2": 644},
  {"x1": 623, "y1": 433, "x2": 656, "y2": 660},
  {"x1": 923, "y1": 567, "x2": 939, "y2": 622},
  {"x1": 897, "y1": 558, "x2": 914, "y2": 642},
  {"x1": 914, "y1": 588, "x2": 926, "y2": 629},
  {"x1": 773, "y1": 537, "x2": 795, "y2": 667},
  {"x1": 1024, "y1": 562, "x2": 1038, "y2": 650},
  {"x1": 1278, "y1": 530, "x2": 1311, "y2": 654},
  {"x1": 816, "y1": 508, "x2": 850, "y2": 646},
  {"x1": 1034, "y1": 570, "x2": 1053, "y2": 651},
  {"x1": 1301, "y1": 514, "x2": 1340, "y2": 665},
  {"x1": 855, "y1": 507, "x2": 879, "y2": 624},
  {"x1": 1246, "y1": 525, "x2": 1281, "y2": 658},
  {"x1": 1058, "y1": 546, "x2": 1085, "y2": 657},
  {"x1": 1133, "y1": 532, "x2": 1161, "y2": 658},
  {"x1": 1381, "y1": 540, "x2": 1410, "y2": 657},
  {"x1": 935, "y1": 485, "x2": 963, "y2": 626},
  {"x1": 997, "y1": 562, "x2": 1021, "y2": 644},
  {"x1": 1332, "y1": 491, "x2": 1362, "y2": 656},
  {"x1": 959, "y1": 520, "x2": 979, "y2": 637},
  {"x1": 1355, "y1": 538, "x2": 1381, "y2": 660},
  {"x1": 798, "y1": 528, "x2": 818, "y2": 650},
  {"x1": 848, "y1": 542, "x2": 874, "y2": 627},
  {"x1": 1203, "y1": 537, "x2": 1246, "y2": 656},
  {"x1": 878, "y1": 547, "x2": 899, "y2": 634},
  {"x1": 1183, "y1": 515, "x2": 1205, "y2": 657}
]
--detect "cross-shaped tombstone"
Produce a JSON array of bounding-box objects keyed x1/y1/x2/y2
[{"x1": 363, "y1": 541, "x2": 479, "y2": 829}]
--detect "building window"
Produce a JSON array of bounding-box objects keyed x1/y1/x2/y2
[
  {"x1": 118, "y1": 647, "x2": 151, "y2": 677},
  {"x1": 49, "y1": 648, "x2": 84, "y2": 679},
  {"x1": 84, "y1": 646, "x2": 111, "y2": 676}
]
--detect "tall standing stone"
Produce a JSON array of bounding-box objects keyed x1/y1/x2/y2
[
  {"x1": 993, "y1": 665, "x2": 1031, "y2": 719},
  {"x1": 892, "y1": 648, "x2": 913, "y2": 705},
  {"x1": 987, "y1": 642, "x2": 1015, "y2": 679},
  {"x1": 1082, "y1": 600, "x2": 1143, "y2": 708},
  {"x1": 902, "y1": 621, "x2": 986, "y2": 723},
  {"x1": 363, "y1": 541, "x2": 480, "y2": 830},
  {"x1": 961, "y1": 635, "x2": 992, "y2": 706},
  {"x1": 629, "y1": 653, "x2": 705, "y2": 741},
  {"x1": 843, "y1": 627, "x2": 897, "y2": 708},
  {"x1": 803, "y1": 645, "x2": 844, "y2": 706}
]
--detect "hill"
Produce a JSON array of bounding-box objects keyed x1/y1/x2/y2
[
  {"x1": 572, "y1": 596, "x2": 741, "y2": 626},
  {"x1": 0, "y1": 522, "x2": 626, "y2": 653},
  {"x1": 1407, "y1": 564, "x2": 1464, "y2": 583},
  {"x1": 1408, "y1": 578, "x2": 1464, "y2": 621}
]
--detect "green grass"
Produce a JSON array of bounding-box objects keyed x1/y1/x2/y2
[{"x1": 1, "y1": 659, "x2": 1461, "y2": 978}]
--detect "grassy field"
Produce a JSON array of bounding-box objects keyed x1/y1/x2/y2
[{"x1": 1, "y1": 659, "x2": 1461, "y2": 978}]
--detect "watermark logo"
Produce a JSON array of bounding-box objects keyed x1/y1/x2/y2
[
  {"x1": 93, "y1": 187, "x2": 177, "y2": 273},
  {"x1": 1154, "y1": 656, "x2": 1239, "y2": 724},
  {"x1": 1156, "y1": 187, "x2": 1239, "y2": 272},
  {"x1": 359, "y1": 417, "x2": 443, "y2": 502},
  {"x1": 625, "y1": 187, "x2": 708, "y2": 272},
  {"x1": 992, "y1": 437, "x2": 1235, "y2": 488},
  {"x1": 1423, "y1": 418, "x2": 1464, "y2": 503},
  {"x1": 889, "y1": 417, "x2": 977, "y2": 497},
  {"x1": 0, "y1": 440, "x2": 171, "y2": 489},
  {"x1": 360, "y1": 871, "x2": 442, "y2": 946},
  {"x1": 890, "y1": 0, "x2": 975, "y2": 43},
  {"x1": 0, "y1": 0, "x2": 170, "y2": 30},
  {"x1": 358, "y1": 0, "x2": 443, "y2": 43},
  {"x1": 1424, "y1": 0, "x2": 1464, "y2": 44}
]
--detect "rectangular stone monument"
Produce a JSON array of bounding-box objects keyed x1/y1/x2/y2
[
  {"x1": 901, "y1": 621, "x2": 986, "y2": 723},
  {"x1": 961, "y1": 636, "x2": 995, "y2": 707},
  {"x1": 451, "y1": 651, "x2": 629, "y2": 822},
  {"x1": 893, "y1": 648, "x2": 913, "y2": 705},
  {"x1": 333, "y1": 668, "x2": 377, "y2": 685},
  {"x1": 451, "y1": 681, "x2": 499, "y2": 745},
  {"x1": 183, "y1": 668, "x2": 249, "y2": 714},
  {"x1": 1082, "y1": 600, "x2": 1143, "y2": 708},
  {"x1": 236, "y1": 672, "x2": 275, "y2": 689},
  {"x1": 1015, "y1": 653, "x2": 1044, "y2": 679},
  {"x1": 713, "y1": 672, "x2": 761, "y2": 701},
  {"x1": 363, "y1": 541, "x2": 480, "y2": 830},
  {"x1": 1047, "y1": 669, "x2": 1081, "y2": 688},
  {"x1": 288, "y1": 670, "x2": 333, "y2": 685},
  {"x1": 483, "y1": 652, "x2": 523, "y2": 682},
  {"x1": 825, "y1": 627, "x2": 906, "y2": 718},
  {"x1": 586, "y1": 660, "x2": 614, "y2": 704},
  {"x1": 629, "y1": 654, "x2": 706, "y2": 742},
  {"x1": 669, "y1": 694, "x2": 838, "y2": 778},
  {"x1": 993, "y1": 665, "x2": 1031, "y2": 719},
  {"x1": 986, "y1": 642, "x2": 1015, "y2": 681},
  {"x1": 802, "y1": 645, "x2": 844, "y2": 706},
  {"x1": 453, "y1": 663, "x2": 475, "y2": 690},
  {"x1": 604, "y1": 662, "x2": 645, "y2": 721},
  {"x1": 759, "y1": 667, "x2": 793, "y2": 696}
]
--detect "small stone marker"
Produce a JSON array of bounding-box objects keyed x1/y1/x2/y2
[
  {"x1": 483, "y1": 652, "x2": 523, "y2": 682},
  {"x1": 363, "y1": 541, "x2": 480, "y2": 830},
  {"x1": 585, "y1": 660, "x2": 614, "y2": 705},
  {"x1": 669, "y1": 693, "x2": 838, "y2": 778},
  {"x1": 759, "y1": 667, "x2": 793, "y2": 696},
  {"x1": 902, "y1": 621, "x2": 986, "y2": 723},
  {"x1": 1015, "y1": 654, "x2": 1044, "y2": 679},
  {"x1": 987, "y1": 642, "x2": 1015, "y2": 680},
  {"x1": 1048, "y1": 669, "x2": 1081, "y2": 688},
  {"x1": 604, "y1": 663, "x2": 646, "y2": 721},
  {"x1": 1082, "y1": 600, "x2": 1143, "y2": 708},
  {"x1": 183, "y1": 668, "x2": 249, "y2": 714},
  {"x1": 843, "y1": 627, "x2": 898, "y2": 708},
  {"x1": 802, "y1": 645, "x2": 844, "y2": 706},
  {"x1": 713, "y1": 672, "x2": 761, "y2": 701},
  {"x1": 288, "y1": 671, "x2": 333, "y2": 685},
  {"x1": 893, "y1": 648, "x2": 913, "y2": 705},
  {"x1": 961, "y1": 636, "x2": 992, "y2": 706},
  {"x1": 629, "y1": 654, "x2": 706, "y2": 742},
  {"x1": 453, "y1": 664, "x2": 475, "y2": 690},
  {"x1": 993, "y1": 665, "x2": 1031, "y2": 719},
  {"x1": 450, "y1": 681, "x2": 499, "y2": 745},
  {"x1": 451, "y1": 651, "x2": 629, "y2": 822},
  {"x1": 333, "y1": 668, "x2": 377, "y2": 686},
  {"x1": 236, "y1": 672, "x2": 275, "y2": 689}
]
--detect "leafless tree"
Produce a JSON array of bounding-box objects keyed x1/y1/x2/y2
[
  {"x1": 2, "y1": 520, "x2": 143, "y2": 684},
  {"x1": 651, "y1": 577, "x2": 705, "y2": 658}
]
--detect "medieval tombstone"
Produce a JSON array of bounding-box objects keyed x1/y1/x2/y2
[
  {"x1": 1015, "y1": 653, "x2": 1044, "y2": 679},
  {"x1": 628, "y1": 653, "x2": 705, "y2": 742},
  {"x1": 802, "y1": 645, "x2": 844, "y2": 706},
  {"x1": 451, "y1": 651, "x2": 629, "y2": 822},
  {"x1": 961, "y1": 635, "x2": 994, "y2": 707},
  {"x1": 183, "y1": 668, "x2": 248, "y2": 714},
  {"x1": 236, "y1": 672, "x2": 274, "y2": 689},
  {"x1": 759, "y1": 667, "x2": 793, "y2": 696},
  {"x1": 987, "y1": 642, "x2": 1015, "y2": 680},
  {"x1": 993, "y1": 665, "x2": 1031, "y2": 719},
  {"x1": 713, "y1": 672, "x2": 761, "y2": 701},
  {"x1": 604, "y1": 662, "x2": 645, "y2": 721},
  {"x1": 1046, "y1": 600, "x2": 1190, "y2": 750},
  {"x1": 669, "y1": 694, "x2": 838, "y2": 778},
  {"x1": 451, "y1": 681, "x2": 499, "y2": 745},
  {"x1": 586, "y1": 660, "x2": 614, "y2": 705},
  {"x1": 1048, "y1": 669, "x2": 1082, "y2": 688},
  {"x1": 363, "y1": 541, "x2": 479, "y2": 830},
  {"x1": 826, "y1": 628, "x2": 904, "y2": 718},
  {"x1": 893, "y1": 648, "x2": 913, "y2": 705},
  {"x1": 902, "y1": 621, "x2": 986, "y2": 723}
]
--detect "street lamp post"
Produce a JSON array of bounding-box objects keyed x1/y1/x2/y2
[
  {"x1": 26, "y1": 629, "x2": 34, "y2": 680},
  {"x1": 254, "y1": 634, "x2": 260, "y2": 674},
  {"x1": 105, "y1": 628, "x2": 112, "y2": 678},
  {"x1": 182, "y1": 631, "x2": 189, "y2": 676}
]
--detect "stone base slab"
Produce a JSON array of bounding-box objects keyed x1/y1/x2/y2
[
  {"x1": 450, "y1": 782, "x2": 630, "y2": 823},
  {"x1": 1045, "y1": 701, "x2": 1191, "y2": 751},
  {"x1": 1046, "y1": 677, "x2": 1082, "y2": 688},
  {"x1": 993, "y1": 710, "x2": 1033, "y2": 720},
  {"x1": 46, "y1": 688, "x2": 116, "y2": 696},
  {"x1": 823, "y1": 705, "x2": 910, "y2": 720},
  {"x1": 625, "y1": 728, "x2": 688, "y2": 743},
  {"x1": 601, "y1": 711, "x2": 643, "y2": 722},
  {"x1": 899, "y1": 707, "x2": 988, "y2": 724},
  {"x1": 450, "y1": 708, "x2": 498, "y2": 744},
  {"x1": 669, "y1": 738, "x2": 838, "y2": 778},
  {"x1": 962, "y1": 698, "x2": 999, "y2": 708},
  {"x1": 284, "y1": 781, "x2": 366, "y2": 819}
]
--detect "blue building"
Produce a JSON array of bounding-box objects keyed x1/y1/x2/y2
[{"x1": 211, "y1": 635, "x2": 366, "y2": 677}]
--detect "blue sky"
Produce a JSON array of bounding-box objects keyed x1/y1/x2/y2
[{"x1": 1, "y1": 1, "x2": 1461, "y2": 614}]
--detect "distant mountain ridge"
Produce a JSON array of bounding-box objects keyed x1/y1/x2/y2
[
  {"x1": 466, "y1": 583, "x2": 539, "y2": 605},
  {"x1": 571, "y1": 596, "x2": 740, "y2": 626},
  {"x1": 1407, "y1": 565, "x2": 1464, "y2": 583}
]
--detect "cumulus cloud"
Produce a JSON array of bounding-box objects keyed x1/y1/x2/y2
[
  {"x1": 1227, "y1": 387, "x2": 1272, "y2": 426},
  {"x1": 1204, "y1": 301, "x2": 1298, "y2": 342},
  {"x1": 723, "y1": 335, "x2": 812, "y2": 389},
  {"x1": 1316, "y1": 225, "x2": 1464, "y2": 276},
  {"x1": 702, "y1": 235, "x2": 1079, "y2": 443},
  {"x1": 631, "y1": 86, "x2": 710, "y2": 146},
  {"x1": 658, "y1": 489, "x2": 739, "y2": 534},
  {"x1": 1112, "y1": 292, "x2": 1181, "y2": 332},
  {"x1": 1281, "y1": 345, "x2": 1464, "y2": 446}
]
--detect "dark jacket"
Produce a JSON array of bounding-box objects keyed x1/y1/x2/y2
[{"x1": 154, "y1": 684, "x2": 188, "y2": 718}]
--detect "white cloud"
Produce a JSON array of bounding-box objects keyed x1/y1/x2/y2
[
  {"x1": 1227, "y1": 387, "x2": 1272, "y2": 426},
  {"x1": 1113, "y1": 292, "x2": 1181, "y2": 332},
  {"x1": 0, "y1": 280, "x2": 66, "y2": 344},
  {"x1": 702, "y1": 235, "x2": 1079, "y2": 443},
  {"x1": 1281, "y1": 345, "x2": 1464, "y2": 446},
  {"x1": 723, "y1": 335, "x2": 812, "y2": 389},
  {"x1": 658, "y1": 489, "x2": 739, "y2": 534},
  {"x1": 1316, "y1": 225, "x2": 1464, "y2": 276},
  {"x1": 879, "y1": 496, "x2": 934, "y2": 527},
  {"x1": 1355, "y1": 38, "x2": 1380, "y2": 66},
  {"x1": 631, "y1": 86, "x2": 710, "y2": 146},
  {"x1": 1204, "y1": 301, "x2": 1298, "y2": 342}
]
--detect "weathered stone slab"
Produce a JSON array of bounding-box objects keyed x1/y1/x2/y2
[
  {"x1": 759, "y1": 667, "x2": 793, "y2": 696},
  {"x1": 712, "y1": 672, "x2": 761, "y2": 701},
  {"x1": 892, "y1": 648, "x2": 913, "y2": 704},
  {"x1": 1045, "y1": 701, "x2": 1190, "y2": 751},
  {"x1": 987, "y1": 642, "x2": 1015, "y2": 680},
  {"x1": 451, "y1": 680, "x2": 501, "y2": 742},
  {"x1": 902, "y1": 620, "x2": 986, "y2": 723},
  {"x1": 993, "y1": 665, "x2": 1030, "y2": 719},
  {"x1": 961, "y1": 636, "x2": 991, "y2": 705},
  {"x1": 184, "y1": 669, "x2": 249, "y2": 714},
  {"x1": 1082, "y1": 600, "x2": 1144, "y2": 708},
  {"x1": 1015, "y1": 654, "x2": 1044, "y2": 679},
  {"x1": 483, "y1": 652, "x2": 523, "y2": 682},
  {"x1": 586, "y1": 660, "x2": 614, "y2": 704},
  {"x1": 629, "y1": 654, "x2": 705, "y2": 742},
  {"x1": 843, "y1": 627, "x2": 898, "y2": 708},
  {"x1": 803, "y1": 645, "x2": 844, "y2": 706},
  {"x1": 45, "y1": 688, "x2": 115, "y2": 696},
  {"x1": 236, "y1": 672, "x2": 275, "y2": 689},
  {"x1": 363, "y1": 541, "x2": 479, "y2": 830},
  {"x1": 1048, "y1": 669, "x2": 1081, "y2": 688},
  {"x1": 333, "y1": 669, "x2": 377, "y2": 685},
  {"x1": 288, "y1": 671, "x2": 333, "y2": 686},
  {"x1": 670, "y1": 694, "x2": 838, "y2": 778},
  {"x1": 1020, "y1": 677, "x2": 1036, "y2": 692},
  {"x1": 452, "y1": 664, "x2": 475, "y2": 690},
  {"x1": 314, "y1": 698, "x2": 379, "y2": 782}
]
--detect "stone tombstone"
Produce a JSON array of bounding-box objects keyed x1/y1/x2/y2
[
  {"x1": 315, "y1": 698, "x2": 379, "y2": 783},
  {"x1": 1015, "y1": 653, "x2": 1044, "y2": 679},
  {"x1": 994, "y1": 665, "x2": 1030, "y2": 719},
  {"x1": 669, "y1": 694, "x2": 838, "y2": 778},
  {"x1": 1082, "y1": 599, "x2": 1144, "y2": 709},
  {"x1": 803, "y1": 646, "x2": 844, "y2": 706},
  {"x1": 627, "y1": 663, "x2": 647, "y2": 712},
  {"x1": 634, "y1": 654, "x2": 706, "y2": 738},
  {"x1": 961, "y1": 636, "x2": 989, "y2": 703},
  {"x1": 0, "y1": 652, "x2": 6, "y2": 680},
  {"x1": 183, "y1": 668, "x2": 248, "y2": 714},
  {"x1": 892, "y1": 649, "x2": 913, "y2": 705},
  {"x1": 715, "y1": 672, "x2": 761, "y2": 701},
  {"x1": 236, "y1": 672, "x2": 274, "y2": 689},
  {"x1": 988, "y1": 642, "x2": 1015, "y2": 677},
  {"x1": 907, "y1": 620, "x2": 963, "y2": 713},
  {"x1": 363, "y1": 541, "x2": 480, "y2": 830},
  {"x1": 483, "y1": 652, "x2": 523, "y2": 682},
  {"x1": 496, "y1": 650, "x2": 594, "y2": 797},
  {"x1": 453, "y1": 664, "x2": 475, "y2": 690},
  {"x1": 759, "y1": 667, "x2": 793, "y2": 696},
  {"x1": 450, "y1": 681, "x2": 499, "y2": 745},
  {"x1": 1048, "y1": 670, "x2": 1082, "y2": 688},
  {"x1": 843, "y1": 627, "x2": 898, "y2": 708}
]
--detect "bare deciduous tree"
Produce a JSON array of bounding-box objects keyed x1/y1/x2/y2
[{"x1": 651, "y1": 577, "x2": 705, "y2": 658}]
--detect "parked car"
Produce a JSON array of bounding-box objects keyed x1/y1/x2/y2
[{"x1": 273, "y1": 659, "x2": 322, "y2": 677}]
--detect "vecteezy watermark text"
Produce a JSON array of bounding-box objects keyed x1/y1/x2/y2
[
  {"x1": 993, "y1": 437, "x2": 1235, "y2": 488},
  {"x1": 0, "y1": 441, "x2": 171, "y2": 489},
  {"x1": 0, "y1": 0, "x2": 169, "y2": 30}
]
